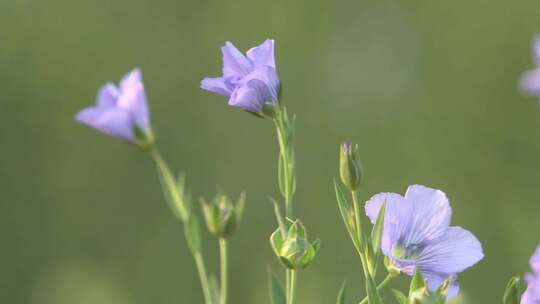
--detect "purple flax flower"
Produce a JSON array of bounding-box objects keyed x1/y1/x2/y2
[
  {"x1": 76, "y1": 69, "x2": 153, "y2": 146},
  {"x1": 521, "y1": 246, "x2": 540, "y2": 304},
  {"x1": 520, "y1": 36, "x2": 540, "y2": 99},
  {"x1": 365, "y1": 185, "x2": 484, "y2": 298},
  {"x1": 200, "y1": 39, "x2": 280, "y2": 113}
]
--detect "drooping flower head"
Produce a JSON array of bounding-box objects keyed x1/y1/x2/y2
[
  {"x1": 365, "y1": 185, "x2": 484, "y2": 298},
  {"x1": 520, "y1": 36, "x2": 540, "y2": 100},
  {"x1": 76, "y1": 69, "x2": 153, "y2": 147},
  {"x1": 521, "y1": 246, "x2": 540, "y2": 304},
  {"x1": 200, "y1": 39, "x2": 280, "y2": 114}
]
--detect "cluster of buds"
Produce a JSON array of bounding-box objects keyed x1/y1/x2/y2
[
  {"x1": 270, "y1": 220, "x2": 320, "y2": 269},
  {"x1": 201, "y1": 192, "x2": 245, "y2": 239}
]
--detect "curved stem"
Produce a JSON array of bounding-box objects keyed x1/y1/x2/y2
[
  {"x1": 194, "y1": 253, "x2": 213, "y2": 304},
  {"x1": 219, "y1": 239, "x2": 228, "y2": 304},
  {"x1": 358, "y1": 274, "x2": 394, "y2": 304}
]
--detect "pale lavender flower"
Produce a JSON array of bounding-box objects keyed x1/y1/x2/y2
[
  {"x1": 520, "y1": 36, "x2": 540, "y2": 98},
  {"x1": 521, "y1": 246, "x2": 540, "y2": 304},
  {"x1": 365, "y1": 185, "x2": 484, "y2": 298},
  {"x1": 76, "y1": 69, "x2": 152, "y2": 146},
  {"x1": 200, "y1": 39, "x2": 280, "y2": 113}
]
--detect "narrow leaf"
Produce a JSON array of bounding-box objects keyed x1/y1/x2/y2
[
  {"x1": 271, "y1": 198, "x2": 287, "y2": 237},
  {"x1": 409, "y1": 268, "x2": 426, "y2": 295},
  {"x1": 334, "y1": 180, "x2": 359, "y2": 249},
  {"x1": 365, "y1": 274, "x2": 382, "y2": 304},
  {"x1": 371, "y1": 200, "x2": 386, "y2": 257},
  {"x1": 336, "y1": 282, "x2": 346, "y2": 304},
  {"x1": 269, "y1": 271, "x2": 287, "y2": 304},
  {"x1": 184, "y1": 215, "x2": 202, "y2": 254},
  {"x1": 152, "y1": 151, "x2": 188, "y2": 222}
]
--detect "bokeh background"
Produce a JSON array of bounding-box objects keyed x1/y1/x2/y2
[{"x1": 2, "y1": 0, "x2": 540, "y2": 303}]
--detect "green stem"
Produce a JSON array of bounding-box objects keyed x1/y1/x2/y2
[
  {"x1": 219, "y1": 239, "x2": 228, "y2": 304},
  {"x1": 273, "y1": 110, "x2": 295, "y2": 219},
  {"x1": 288, "y1": 270, "x2": 298, "y2": 304},
  {"x1": 194, "y1": 253, "x2": 213, "y2": 304},
  {"x1": 351, "y1": 191, "x2": 369, "y2": 274},
  {"x1": 358, "y1": 274, "x2": 394, "y2": 304}
]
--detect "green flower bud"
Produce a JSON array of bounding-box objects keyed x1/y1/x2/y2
[
  {"x1": 201, "y1": 192, "x2": 245, "y2": 239},
  {"x1": 339, "y1": 141, "x2": 363, "y2": 191},
  {"x1": 270, "y1": 220, "x2": 320, "y2": 269}
]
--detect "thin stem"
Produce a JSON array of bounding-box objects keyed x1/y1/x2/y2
[
  {"x1": 351, "y1": 191, "x2": 369, "y2": 273},
  {"x1": 358, "y1": 274, "x2": 395, "y2": 304},
  {"x1": 194, "y1": 253, "x2": 213, "y2": 304},
  {"x1": 219, "y1": 239, "x2": 228, "y2": 304},
  {"x1": 288, "y1": 270, "x2": 298, "y2": 304},
  {"x1": 273, "y1": 110, "x2": 295, "y2": 219}
]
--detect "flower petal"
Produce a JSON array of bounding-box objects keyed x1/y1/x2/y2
[
  {"x1": 417, "y1": 227, "x2": 484, "y2": 275},
  {"x1": 365, "y1": 192, "x2": 412, "y2": 256},
  {"x1": 520, "y1": 69, "x2": 540, "y2": 96},
  {"x1": 96, "y1": 83, "x2": 120, "y2": 107},
  {"x1": 116, "y1": 69, "x2": 150, "y2": 132},
  {"x1": 530, "y1": 246, "x2": 540, "y2": 274},
  {"x1": 222, "y1": 41, "x2": 252, "y2": 78},
  {"x1": 402, "y1": 185, "x2": 452, "y2": 245},
  {"x1": 247, "y1": 39, "x2": 275, "y2": 69},
  {"x1": 76, "y1": 107, "x2": 135, "y2": 142},
  {"x1": 228, "y1": 66, "x2": 280, "y2": 112},
  {"x1": 534, "y1": 35, "x2": 540, "y2": 66},
  {"x1": 200, "y1": 77, "x2": 233, "y2": 97}
]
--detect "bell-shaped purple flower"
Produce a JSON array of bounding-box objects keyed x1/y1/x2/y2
[
  {"x1": 365, "y1": 185, "x2": 484, "y2": 298},
  {"x1": 520, "y1": 36, "x2": 540, "y2": 99},
  {"x1": 76, "y1": 69, "x2": 153, "y2": 146},
  {"x1": 200, "y1": 39, "x2": 280, "y2": 113},
  {"x1": 521, "y1": 246, "x2": 540, "y2": 304}
]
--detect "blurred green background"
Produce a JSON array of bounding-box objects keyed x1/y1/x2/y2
[{"x1": 2, "y1": 0, "x2": 540, "y2": 303}]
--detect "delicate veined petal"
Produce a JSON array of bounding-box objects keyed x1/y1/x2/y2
[
  {"x1": 365, "y1": 184, "x2": 483, "y2": 300},
  {"x1": 228, "y1": 66, "x2": 280, "y2": 112},
  {"x1": 222, "y1": 41, "x2": 252, "y2": 77},
  {"x1": 522, "y1": 246, "x2": 540, "y2": 304},
  {"x1": 417, "y1": 227, "x2": 483, "y2": 274},
  {"x1": 76, "y1": 107, "x2": 134, "y2": 141},
  {"x1": 247, "y1": 39, "x2": 275, "y2": 69},
  {"x1": 97, "y1": 83, "x2": 120, "y2": 107},
  {"x1": 520, "y1": 69, "x2": 540, "y2": 96},
  {"x1": 403, "y1": 185, "x2": 452, "y2": 245},
  {"x1": 365, "y1": 192, "x2": 412, "y2": 256},
  {"x1": 200, "y1": 77, "x2": 233, "y2": 97}
]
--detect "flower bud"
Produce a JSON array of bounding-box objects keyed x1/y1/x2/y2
[
  {"x1": 339, "y1": 141, "x2": 363, "y2": 191},
  {"x1": 270, "y1": 220, "x2": 320, "y2": 269},
  {"x1": 201, "y1": 192, "x2": 245, "y2": 239}
]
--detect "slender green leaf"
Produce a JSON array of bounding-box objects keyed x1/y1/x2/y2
[
  {"x1": 371, "y1": 200, "x2": 387, "y2": 257},
  {"x1": 269, "y1": 271, "x2": 287, "y2": 304},
  {"x1": 336, "y1": 282, "x2": 346, "y2": 304},
  {"x1": 152, "y1": 151, "x2": 188, "y2": 222},
  {"x1": 184, "y1": 215, "x2": 202, "y2": 254},
  {"x1": 334, "y1": 180, "x2": 359, "y2": 249},
  {"x1": 365, "y1": 274, "x2": 382, "y2": 304},
  {"x1": 270, "y1": 198, "x2": 287, "y2": 237},
  {"x1": 409, "y1": 268, "x2": 426, "y2": 295}
]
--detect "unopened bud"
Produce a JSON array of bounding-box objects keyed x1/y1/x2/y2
[{"x1": 339, "y1": 141, "x2": 363, "y2": 191}]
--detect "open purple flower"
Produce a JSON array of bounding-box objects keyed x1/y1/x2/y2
[
  {"x1": 76, "y1": 69, "x2": 153, "y2": 146},
  {"x1": 522, "y1": 246, "x2": 540, "y2": 304},
  {"x1": 200, "y1": 39, "x2": 280, "y2": 113},
  {"x1": 365, "y1": 185, "x2": 484, "y2": 298},
  {"x1": 520, "y1": 36, "x2": 540, "y2": 99}
]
